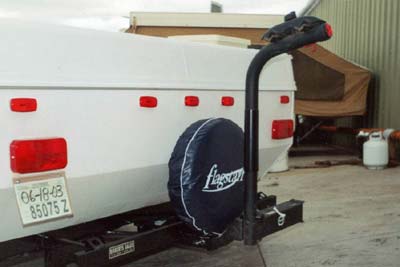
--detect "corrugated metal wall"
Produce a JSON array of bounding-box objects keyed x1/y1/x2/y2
[{"x1": 311, "y1": 0, "x2": 400, "y2": 129}]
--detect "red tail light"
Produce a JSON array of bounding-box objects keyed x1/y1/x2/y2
[
  {"x1": 10, "y1": 98, "x2": 37, "y2": 112},
  {"x1": 10, "y1": 138, "x2": 68, "y2": 173},
  {"x1": 185, "y1": 96, "x2": 199, "y2": 106},
  {"x1": 272, "y1": 120, "x2": 294, "y2": 139},
  {"x1": 140, "y1": 96, "x2": 157, "y2": 108},
  {"x1": 221, "y1": 96, "x2": 234, "y2": 106},
  {"x1": 280, "y1": 95, "x2": 290, "y2": 104}
]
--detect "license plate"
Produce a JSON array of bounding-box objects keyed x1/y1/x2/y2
[{"x1": 14, "y1": 173, "x2": 73, "y2": 226}]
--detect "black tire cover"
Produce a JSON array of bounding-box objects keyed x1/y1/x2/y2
[{"x1": 168, "y1": 118, "x2": 244, "y2": 235}]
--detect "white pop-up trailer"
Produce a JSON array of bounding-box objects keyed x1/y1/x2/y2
[{"x1": 0, "y1": 19, "x2": 296, "y2": 244}]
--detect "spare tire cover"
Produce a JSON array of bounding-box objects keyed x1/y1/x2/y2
[{"x1": 168, "y1": 118, "x2": 244, "y2": 234}]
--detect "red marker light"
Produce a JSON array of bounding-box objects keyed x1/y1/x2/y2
[
  {"x1": 185, "y1": 96, "x2": 199, "y2": 106},
  {"x1": 10, "y1": 138, "x2": 68, "y2": 173},
  {"x1": 221, "y1": 96, "x2": 234, "y2": 106},
  {"x1": 325, "y1": 23, "x2": 333, "y2": 38},
  {"x1": 140, "y1": 96, "x2": 157, "y2": 108},
  {"x1": 280, "y1": 95, "x2": 290, "y2": 104},
  {"x1": 272, "y1": 120, "x2": 294, "y2": 140},
  {"x1": 10, "y1": 98, "x2": 37, "y2": 112}
]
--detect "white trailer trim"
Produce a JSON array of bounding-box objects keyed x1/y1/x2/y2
[{"x1": 129, "y1": 12, "x2": 284, "y2": 29}]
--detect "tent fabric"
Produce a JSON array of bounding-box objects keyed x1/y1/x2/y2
[
  {"x1": 292, "y1": 50, "x2": 345, "y2": 101},
  {"x1": 293, "y1": 45, "x2": 372, "y2": 117}
]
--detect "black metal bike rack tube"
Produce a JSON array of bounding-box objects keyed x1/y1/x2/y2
[{"x1": 244, "y1": 17, "x2": 332, "y2": 245}]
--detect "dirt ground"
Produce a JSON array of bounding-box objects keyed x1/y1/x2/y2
[{"x1": 10, "y1": 156, "x2": 400, "y2": 267}]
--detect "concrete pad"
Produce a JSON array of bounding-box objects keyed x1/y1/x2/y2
[
  {"x1": 125, "y1": 242, "x2": 267, "y2": 267},
  {"x1": 260, "y1": 156, "x2": 400, "y2": 267}
]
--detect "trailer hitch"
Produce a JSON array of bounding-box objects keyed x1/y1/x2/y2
[
  {"x1": 42, "y1": 197, "x2": 303, "y2": 267},
  {"x1": 243, "y1": 13, "x2": 333, "y2": 245}
]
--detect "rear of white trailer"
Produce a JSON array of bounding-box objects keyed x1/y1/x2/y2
[{"x1": 0, "y1": 19, "x2": 296, "y2": 243}]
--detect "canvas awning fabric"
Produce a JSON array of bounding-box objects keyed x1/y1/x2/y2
[{"x1": 293, "y1": 45, "x2": 372, "y2": 117}]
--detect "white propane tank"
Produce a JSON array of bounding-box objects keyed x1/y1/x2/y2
[{"x1": 363, "y1": 132, "x2": 389, "y2": 170}]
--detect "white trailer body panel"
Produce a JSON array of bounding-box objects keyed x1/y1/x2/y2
[{"x1": 0, "y1": 19, "x2": 295, "y2": 242}]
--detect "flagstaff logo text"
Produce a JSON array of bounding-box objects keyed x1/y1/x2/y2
[{"x1": 202, "y1": 164, "x2": 244, "y2": 192}]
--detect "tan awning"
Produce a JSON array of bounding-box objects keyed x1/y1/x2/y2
[{"x1": 294, "y1": 45, "x2": 372, "y2": 117}]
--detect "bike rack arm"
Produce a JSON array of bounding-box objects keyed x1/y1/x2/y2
[{"x1": 244, "y1": 15, "x2": 333, "y2": 246}]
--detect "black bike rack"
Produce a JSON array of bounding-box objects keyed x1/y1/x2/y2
[{"x1": 243, "y1": 13, "x2": 332, "y2": 245}]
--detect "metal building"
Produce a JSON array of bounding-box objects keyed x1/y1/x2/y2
[{"x1": 308, "y1": 0, "x2": 400, "y2": 129}]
